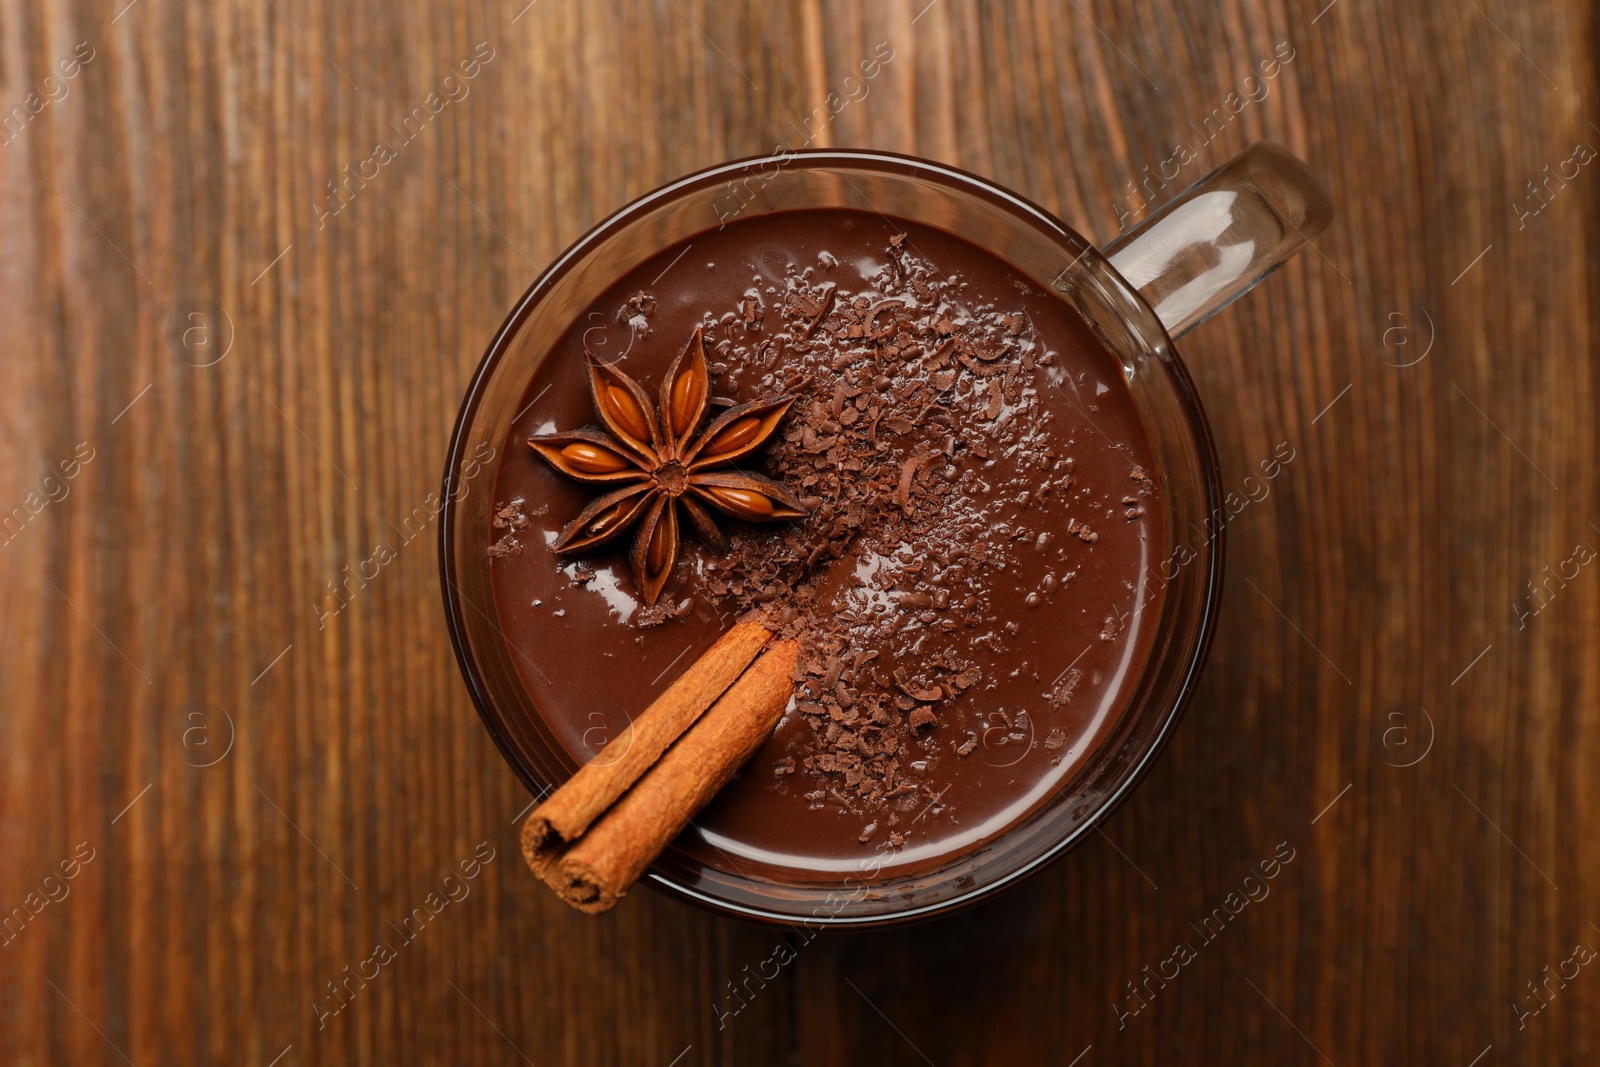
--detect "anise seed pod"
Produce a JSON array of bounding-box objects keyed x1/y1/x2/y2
[
  {"x1": 527, "y1": 429, "x2": 649, "y2": 484},
  {"x1": 687, "y1": 395, "x2": 796, "y2": 469},
  {"x1": 604, "y1": 387, "x2": 648, "y2": 439},
  {"x1": 586, "y1": 357, "x2": 661, "y2": 460},
  {"x1": 690, "y1": 470, "x2": 809, "y2": 521},
  {"x1": 701, "y1": 415, "x2": 762, "y2": 458},
  {"x1": 660, "y1": 328, "x2": 710, "y2": 454},
  {"x1": 679, "y1": 494, "x2": 729, "y2": 555},
  {"x1": 628, "y1": 494, "x2": 679, "y2": 606},
  {"x1": 699, "y1": 486, "x2": 776, "y2": 520},
  {"x1": 562, "y1": 443, "x2": 629, "y2": 473},
  {"x1": 553, "y1": 483, "x2": 654, "y2": 554}
]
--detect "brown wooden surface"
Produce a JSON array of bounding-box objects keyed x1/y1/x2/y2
[{"x1": 3, "y1": 0, "x2": 1598, "y2": 1063}]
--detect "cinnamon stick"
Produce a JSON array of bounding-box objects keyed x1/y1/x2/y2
[
  {"x1": 520, "y1": 614, "x2": 772, "y2": 872},
  {"x1": 533, "y1": 637, "x2": 800, "y2": 914}
]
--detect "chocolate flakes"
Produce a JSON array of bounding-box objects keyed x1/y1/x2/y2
[
  {"x1": 488, "y1": 499, "x2": 529, "y2": 559},
  {"x1": 666, "y1": 234, "x2": 1095, "y2": 835}
]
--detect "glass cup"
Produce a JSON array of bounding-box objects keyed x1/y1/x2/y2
[{"x1": 440, "y1": 144, "x2": 1332, "y2": 925}]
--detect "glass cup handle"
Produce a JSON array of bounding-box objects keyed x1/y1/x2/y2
[{"x1": 1100, "y1": 142, "x2": 1335, "y2": 340}]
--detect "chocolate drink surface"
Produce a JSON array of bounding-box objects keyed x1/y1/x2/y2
[{"x1": 490, "y1": 209, "x2": 1164, "y2": 883}]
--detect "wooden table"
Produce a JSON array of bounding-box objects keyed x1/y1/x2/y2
[{"x1": 5, "y1": 1, "x2": 1596, "y2": 1062}]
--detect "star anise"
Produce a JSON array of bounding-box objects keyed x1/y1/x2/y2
[{"x1": 528, "y1": 328, "x2": 808, "y2": 606}]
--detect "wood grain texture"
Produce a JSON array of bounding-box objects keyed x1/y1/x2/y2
[{"x1": 2, "y1": 0, "x2": 1596, "y2": 1063}]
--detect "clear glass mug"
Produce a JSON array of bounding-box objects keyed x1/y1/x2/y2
[{"x1": 440, "y1": 144, "x2": 1332, "y2": 925}]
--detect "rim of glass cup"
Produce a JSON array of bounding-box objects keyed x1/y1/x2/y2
[{"x1": 440, "y1": 148, "x2": 1224, "y2": 927}]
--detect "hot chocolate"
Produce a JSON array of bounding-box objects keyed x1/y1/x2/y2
[{"x1": 490, "y1": 208, "x2": 1163, "y2": 883}]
